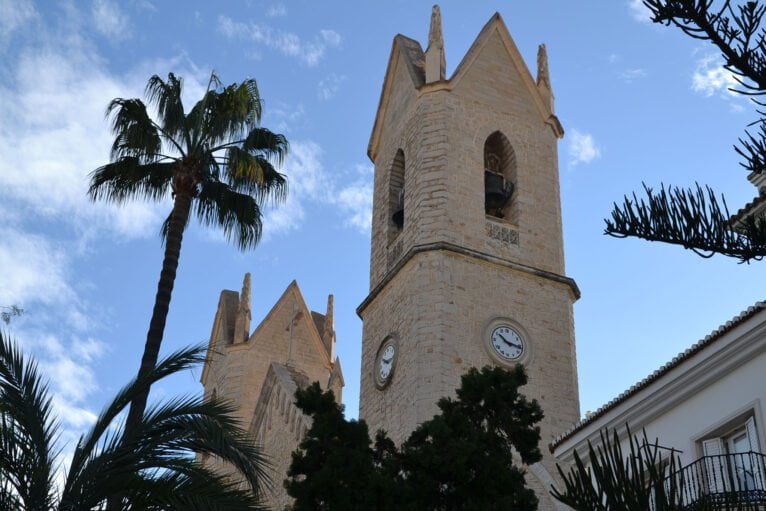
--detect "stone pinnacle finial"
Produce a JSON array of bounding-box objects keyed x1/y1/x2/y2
[
  {"x1": 537, "y1": 44, "x2": 551, "y2": 89},
  {"x1": 240, "y1": 273, "x2": 251, "y2": 309},
  {"x1": 537, "y1": 43, "x2": 555, "y2": 112},
  {"x1": 322, "y1": 294, "x2": 336, "y2": 359},
  {"x1": 428, "y1": 5, "x2": 443, "y2": 49},
  {"x1": 323, "y1": 294, "x2": 334, "y2": 339},
  {"x1": 233, "y1": 272, "x2": 252, "y2": 343},
  {"x1": 425, "y1": 4, "x2": 446, "y2": 83}
]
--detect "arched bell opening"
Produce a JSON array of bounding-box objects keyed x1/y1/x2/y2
[
  {"x1": 389, "y1": 149, "x2": 405, "y2": 238},
  {"x1": 484, "y1": 131, "x2": 517, "y2": 220}
]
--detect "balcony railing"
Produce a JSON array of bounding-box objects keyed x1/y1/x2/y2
[{"x1": 660, "y1": 452, "x2": 766, "y2": 510}]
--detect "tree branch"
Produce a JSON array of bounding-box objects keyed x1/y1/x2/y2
[{"x1": 604, "y1": 182, "x2": 766, "y2": 262}]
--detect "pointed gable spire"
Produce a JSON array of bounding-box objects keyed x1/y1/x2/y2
[
  {"x1": 425, "y1": 5, "x2": 446, "y2": 83},
  {"x1": 233, "y1": 272, "x2": 252, "y2": 343}
]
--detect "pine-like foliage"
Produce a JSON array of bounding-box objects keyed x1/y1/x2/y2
[
  {"x1": 285, "y1": 365, "x2": 543, "y2": 511},
  {"x1": 398, "y1": 365, "x2": 543, "y2": 511},
  {"x1": 0, "y1": 332, "x2": 270, "y2": 510},
  {"x1": 284, "y1": 383, "x2": 394, "y2": 511},
  {"x1": 604, "y1": 0, "x2": 766, "y2": 263}
]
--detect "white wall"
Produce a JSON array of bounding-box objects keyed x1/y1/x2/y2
[{"x1": 636, "y1": 348, "x2": 766, "y2": 466}]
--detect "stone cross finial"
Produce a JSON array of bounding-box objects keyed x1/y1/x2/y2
[
  {"x1": 233, "y1": 272, "x2": 252, "y2": 343},
  {"x1": 286, "y1": 301, "x2": 300, "y2": 365},
  {"x1": 425, "y1": 5, "x2": 446, "y2": 83}
]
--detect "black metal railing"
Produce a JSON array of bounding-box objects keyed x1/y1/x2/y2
[{"x1": 660, "y1": 452, "x2": 766, "y2": 510}]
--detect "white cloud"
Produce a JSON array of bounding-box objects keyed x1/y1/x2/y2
[
  {"x1": 619, "y1": 68, "x2": 647, "y2": 83},
  {"x1": 692, "y1": 53, "x2": 738, "y2": 97},
  {"x1": 0, "y1": 44, "x2": 212, "y2": 242},
  {"x1": 568, "y1": 129, "x2": 601, "y2": 166},
  {"x1": 336, "y1": 182, "x2": 373, "y2": 232},
  {"x1": 0, "y1": 0, "x2": 37, "y2": 44},
  {"x1": 265, "y1": 102, "x2": 305, "y2": 133},
  {"x1": 267, "y1": 3, "x2": 287, "y2": 17},
  {"x1": 261, "y1": 142, "x2": 373, "y2": 237},
  {"x1": 0, "y1": 228, "x2": 74, "y2": 309},
  {"x1": 217, "y1": 15, "x2": 341, "y2": 67},
  {"x1": 319, "y1": 29, "x2": 341, "y2": 47},
  {"x1": 263, "y1": 140, "x2": 331, "y2": 235},
  {"x1": 52, "y1": 397, "x2": 99, "y2": 429},
  {"x1": 47, "y1": 356, "x2": 97, "y2": 403},
  {"x1": 318, "y1": 73, "x2": 346, "y2": 100},
  {"x1": 0, "y1": 227, "x2": 107, "y2": 432},
  {"x1": 691, "y1": 53, "x2": 749, "y2": 111},
  {"x1": 628, "y1": 0, "x2": 652, "y2": 22},
  {"x1": 334, "y1": 165, "x2": 373, "y2": 232},
  {"x1": 92, "y1": 0, "x2": 130, "y2": 41},
  {"x1": 132, "y1": 0, "x2": 156, "y2": 12},
  {"x1": 73, "y1": 336, "x2": 108, "y2": 362}
]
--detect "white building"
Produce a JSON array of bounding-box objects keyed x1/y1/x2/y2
[{"x1": 552, "y1": 301, "x2": 766, "y2": 506}]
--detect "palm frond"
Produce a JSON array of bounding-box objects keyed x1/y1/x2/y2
[
  {"x1": 223, "y1": 147, "x2": 287, "y2": 203},
  {"x1": 0, "y1": 332, "x2": 57, "y2": 510},
  {"x1": 106, "y1": 98, "x2": 163, "y2": 163},
  {"x1": 88, "y1": 158, "x2": 174, "y2": 204},
  {"x1": 240, "y1": 127, "x2": 289, "y2": 166},
  {"x1": 604, "y1": 182, "x2": 766, "y2": 263},
  {"x1": 206, "y1": 79, "x2": 262, "y2": 147},
  {"x1": 188, "y1": 78, "x2": 262, "y2": 151},
  {"x1": 145, "y1": 73, "x2": 187, "y2": 144},
  {"x1": 60, "y1": 343, "x2": 270, "y2": 509},
  {"x1": 134, "y1": 396, "x2": 271, "y2": 495},
  {"x1": 131, "y1": 469, "x2": 269, "y2": 511},
  {"x1": 64, "y1": 345, "x2": 206, "y2": 496},
  {"x1": 92, "y1": 72, "x2": 288, "y2": 255},
  {"x1": 194, "y1": 182, "x2": 263, "y2": 250}
]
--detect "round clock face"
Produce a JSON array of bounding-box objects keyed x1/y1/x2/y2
[
  {"x1": 490, "y1": 325, "x2": 524, "y2": 360},
  {"x1": 375, "y1": 341, "x2": 397, "y2": 388}
]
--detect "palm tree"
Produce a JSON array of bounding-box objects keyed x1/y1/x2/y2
[
  {"x1": 0, "y1": 331, "x2": 271, "y2": 510},
  {"x1": 88, "y1": 72, "x2": 288, "y2": 434}
]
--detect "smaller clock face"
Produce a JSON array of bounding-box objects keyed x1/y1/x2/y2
[
  {"x1": 375, "y1": 342, "x2": 397, "y2": 388},
  {"x1": 490, "y1": 325, "x2": 524, "y2": 360}
]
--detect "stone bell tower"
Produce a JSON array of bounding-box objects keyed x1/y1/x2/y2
[{"x1": 357, "y1": 6, "x2": 579, "y2": 508}]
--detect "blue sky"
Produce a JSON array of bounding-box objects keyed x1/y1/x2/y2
[{"x1": 1, "y1": 0, "x2": 764, "y2": 452}]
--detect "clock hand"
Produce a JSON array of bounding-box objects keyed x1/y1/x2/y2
[{"x1": 498, "y1": 333, "x2": 522, "y2": 350}]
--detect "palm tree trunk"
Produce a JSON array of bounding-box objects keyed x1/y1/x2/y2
[{"x1": 124, "y1": 191, "x2": 192, "y2": 434}]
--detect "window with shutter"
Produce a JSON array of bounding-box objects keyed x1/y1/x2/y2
[
  {"x1": 702, "y1": 437, "x2": 729, "y2": 494},
  {"x1": 700, "y1": 415, "x2": 764, "y2": 496},
  {"x1": 744, "y1": 417, "x2": 764, "y2": 492}
]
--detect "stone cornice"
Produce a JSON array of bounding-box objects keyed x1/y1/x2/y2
[{"x1": 356, "y1": 241, "x2": 580, "y2": 318}]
